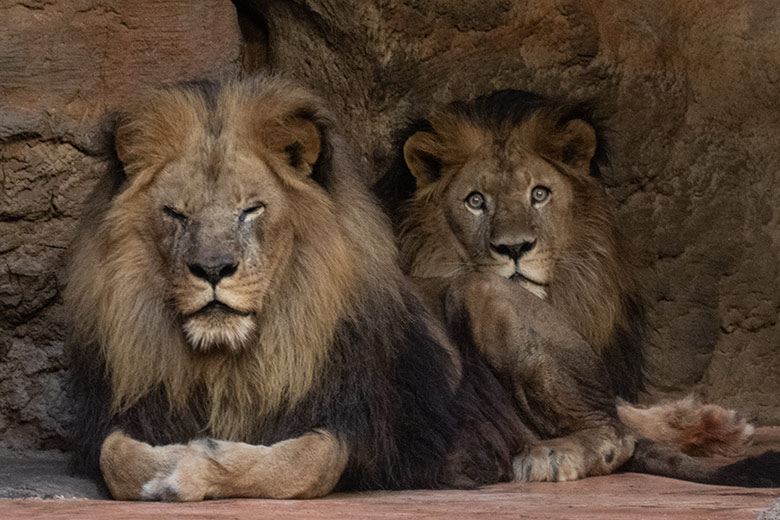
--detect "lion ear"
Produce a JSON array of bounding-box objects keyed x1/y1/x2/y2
[
  {"x1": 114, "y1": 93, "x2": 200, "y2": 177},
  {"x1": 545, "y1": 118, "x2": 597, "y2": 171},
  {"x1": 267, "y1": 116, "x2": 322, "y2": 174},
  {"x1": 403, "y1": 131, "x2": 442, "y2": 188}
]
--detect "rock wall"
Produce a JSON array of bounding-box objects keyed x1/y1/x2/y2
[
  {"x1": 255, "y1": 0, "x2": 780, "y2": 423},
  {"x1": 0, "y1": 0, "x2": 778, "y2": 450},
  {"x1": 0, "y1": 0, "x2": 244, "y2": 449}
]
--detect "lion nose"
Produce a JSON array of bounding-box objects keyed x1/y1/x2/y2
[
  {"x1": 490, "y1": 240, "x2": 537, "y2": 261},
  {"x1": 188, "y1": 253, "x2": 238, "y2": 287}
]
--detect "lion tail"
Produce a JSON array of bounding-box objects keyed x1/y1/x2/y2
[
  {"x1": 622, "y1": 438, "x2": 780, "y2": 488},
  {"x1": 617, "y1": 395, "x2": 755, "y2": 457}
]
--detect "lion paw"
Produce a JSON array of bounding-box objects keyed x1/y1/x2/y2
[
  {"x1": 100, "y1": 431, "x2": 175, "y2": 500},
  {"x1": 141, "y1": 468, "x2": 206, "y2": 502},
  {"x1": 140, "y1": 439, "x2": 217, "y2": 502},
  {"x1": 513, "y1": 444, "x2": 588, "y2": 482}
]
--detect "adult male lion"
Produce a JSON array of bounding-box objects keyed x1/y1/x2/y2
[
  {"x1": 66, "y1": 77, "x2": 528, "y2": 499},
  {"x1": 375, "y1": 89, "x2": 753, "y2": 458},
  {"x1": 67, "y1": 78, "x2": 776, "y2": 500}
]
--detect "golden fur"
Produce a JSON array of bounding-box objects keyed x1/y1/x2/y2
[
  {"x1": 67, "y1": 79, "x2": 367, "y2": 442},
  {"x1": 100, "y1": 430, "x2": 348, "y2": 501},
  {"x1": 66, "y1": 72, "x2": 412, "y2": 450},
  {"x1": 67, "y1": 79, "x2": 762, "y2": 499},
  {"x1": 68, "y1": 76, "x2": 535, "y2": 500}
]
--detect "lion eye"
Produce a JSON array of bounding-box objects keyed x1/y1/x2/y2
[
  {"x1": 163, "y1": 205, "x2": 188, "y2": 222},
  {"x1": 239, "y1": 203, "x2": 265, "y2": 223},
  {"x1": 531, "y1": 186, "x2": 551, "y2": 205},
  {"x1": 465, "y1": 191, "x2": 486, "y2": 211}
]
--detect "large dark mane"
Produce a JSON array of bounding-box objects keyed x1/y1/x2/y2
[{"x1": 66, "y1": 76, "x2": 526, "y2": 495}]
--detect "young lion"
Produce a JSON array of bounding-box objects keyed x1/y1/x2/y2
[{"x1": 376, "y1": 89, "x2": 755, "y2": 462}]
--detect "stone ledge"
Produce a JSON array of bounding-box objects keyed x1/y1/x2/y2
[{"x1": 1, "y1": 428, "x2": 777, "y2": 519}]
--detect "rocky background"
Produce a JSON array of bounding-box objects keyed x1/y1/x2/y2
[{"x1": 1, "y1": 0, "x2": 778, "y2": 451}]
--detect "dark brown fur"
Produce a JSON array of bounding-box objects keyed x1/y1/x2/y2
[{"x1": 377, "y1": 90, "x2": 646, "y2": 401}]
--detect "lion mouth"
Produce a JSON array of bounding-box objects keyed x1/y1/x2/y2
[
  {"x1": 509, "y1": 272, "x2": 546, "y2": 287},
  {"x1": 185, "y1": 300, "x2": 253, "y2": 319}
]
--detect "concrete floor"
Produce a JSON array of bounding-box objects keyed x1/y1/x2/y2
[{"x1": 2, "y1": 428, "x2": 778, "y2": 520}]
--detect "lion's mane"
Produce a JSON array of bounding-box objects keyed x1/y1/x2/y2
[{"x1": 66, "y1": 77, "x2": 523, "y2": 491}]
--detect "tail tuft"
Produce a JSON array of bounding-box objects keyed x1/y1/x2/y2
[{"x1": 617, "y1": 395, "x2": 754, "y2": 457}]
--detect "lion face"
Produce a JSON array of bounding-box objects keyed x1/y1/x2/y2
[
  {"x1": 106, "y1": 81, "x2": 328, "y2": 354},
  {"x1": 394, "y1": 92, "x2": 646, "y2": 399},
  {"x1": 67, "y1": 78, "x2": 377, "y2": 425},
  {"x1": 146, "y1": 151, "x2": 294, "y2": 351},
  {"x1": 401, "y1": 111, "x2": 597, "y2": 300},
  {"x1": 431, "y1": 139, "x2": 580, "y2": 298}
]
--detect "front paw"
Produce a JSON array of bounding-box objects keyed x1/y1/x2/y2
[
  {"x1": 100, "y1": 431, "x2": 162, "y2": 500},
  {"x1": 100, "y1": 431, "x2": 189, "y2": 500},
  {"x1": 140, "y1": 439, "x2": 216, "y2": 502},
  {"x1": 513, "y1": 443, "x2": 588, "y2": 482},
  {"x1": 141, "y1": 467, "x2": 206, "y2": 502}
]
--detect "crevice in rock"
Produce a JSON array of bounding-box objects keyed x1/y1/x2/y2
[{"x1": 232, "y1": 0, "x2": 270, "y2": 75}]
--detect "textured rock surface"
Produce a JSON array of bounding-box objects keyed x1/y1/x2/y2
[
  {"x1": 0, "y1": 0, "x2": 243, "y2": 449},
  {"x1": 0, "y1": 0, "x2": 779, "y2": 451},
  {"x1": 255, "y1": 0, "x2": 780, "y2": 423}
]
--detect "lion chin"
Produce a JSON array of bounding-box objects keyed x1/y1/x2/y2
[{"x1": 182, "y1": 303, "x2": 256, "y2": 353}]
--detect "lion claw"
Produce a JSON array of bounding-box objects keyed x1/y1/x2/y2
[{"x1": 513, "y1": 445, "x2": 588, "y2": 482}]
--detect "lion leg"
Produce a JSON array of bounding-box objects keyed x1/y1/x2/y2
[
  {"x1": 445, "y1": 272, "x2": 636, "y2": 482},
  {"x1": 100, "y1": 431, "x2": 190, "y2": 500},
  {"x1": 617, "y1": 396, "x2": 754, "y2": 457},
  {"x1": 139, "y1": 429, "x2": 348, "y2": 501}
]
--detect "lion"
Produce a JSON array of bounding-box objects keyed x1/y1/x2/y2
[
  {"x1": 66, "y1": 77, "x2": 777, "y2": 501},
  {"x1": 65, "y1": 76, "x2": 528, "y2": 500},
  {"x1": 375, "y1": 89, "x2": 754, "y2": 460}
]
